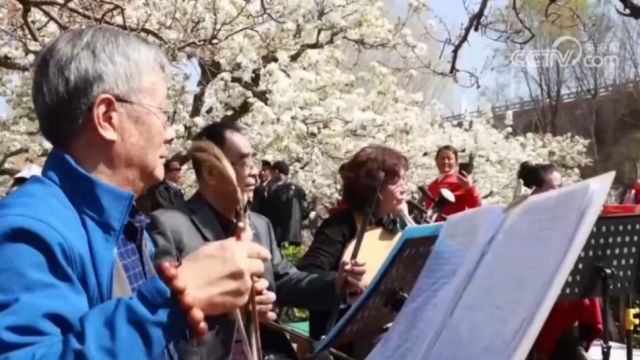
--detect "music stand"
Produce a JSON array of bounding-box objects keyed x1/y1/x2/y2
[
  {"x1": 558, "y1": 214, "x2": 640, "y2": 360},
  {"x1": 312, "y1": 224, "x2": 442, "y2": 358}
]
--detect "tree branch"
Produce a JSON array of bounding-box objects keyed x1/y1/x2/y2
[
  {"x1": 449, "y1": 0, "x2": 489, "y2": 75},
  {"x1": 0, "y1": 55, "x2": 29, "y2": 71},
  {"x1": 617, "y1": 0, "x2": 640, "y2": 19},
  {"x1": 0, "y1": 147, "x2": 30, "y2": 176}
]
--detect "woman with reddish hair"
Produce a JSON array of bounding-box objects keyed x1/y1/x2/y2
[
  {"x1": 423, "y1": 145, "x2": 481, "y2": 221},
  {"x1": 298, "y1": 145, "x2": 411, "y2": 349}
]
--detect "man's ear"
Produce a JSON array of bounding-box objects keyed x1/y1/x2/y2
[
  {"x1": 90, "y1": 94, "x2": 120, "y2": 142},
  {"x1": 202, "y1": 164, "x2": 218, "y2": 186}
]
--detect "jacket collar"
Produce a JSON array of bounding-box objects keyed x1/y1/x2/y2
[
  {"x1": 186, "y1": 192, "x2": 226, "y2": 242},
  {"x1": 42, "y1": 148, "x2": 134, "y2": 238},
  {"x1": 186, "y1": 192, "x2": 258, "y2": 242}
]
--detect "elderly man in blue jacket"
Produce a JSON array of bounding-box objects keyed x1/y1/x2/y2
[{"x1": 0, "y1": 26, "x2": 273, "y2": 359}]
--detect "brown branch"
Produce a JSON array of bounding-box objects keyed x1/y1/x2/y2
[
  {"x1": 290, "y1": 29, "x2": 342, "y2": 62},
  {"x1": 449, "y1": 0, "x2": 489, "y2": 75},
  {"x1": 220, "y1": 99, "x2": 253, "y2": 123},
  {"x1": 0, "y1": 147, "x2": 30, "y2": 175},
  {"x1": 19, "y1": 0, "x2": 169, "y2": 44},
  {"x1": 33, "y1": 5, "x2": 68, "y2": 30},
  {"x1": 189, "y1": 59, "x2": 222, "y2": 118},
  {"x1": 617, "y1": 0, "x2": 640, "y2": 19},
  {"x1": 0, "y1": 55, "x2": 29, "y2": 71},
  {"x1": 18, "y1": 4, "x2": 41, "y2": 44},
  {"x1": 510, "y1": 0, "x2": 535, "y2": 45},
  {"x1": 260, "y1": 0, "x2": 284, "y2": 24}
]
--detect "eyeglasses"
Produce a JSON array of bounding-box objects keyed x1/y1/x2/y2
[
  {"x1": 231, "y1": 156, "x2": 256, "y2": 171},
  {"x1": 111, "y1": 95, "x2": 176, "y2": 128}
]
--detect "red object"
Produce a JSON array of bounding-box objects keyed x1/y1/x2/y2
[
  {"x1": 536, "y1": 298, "x2": 603, "y2": 354},
  {"x1": 422, "y1": 173, "x2": 482, "y2": 220},
  {"x1": 601, "y1": 203, "x2": 640, "y2": 216},
  {"x1": 326, "y1": 199, "x2": 347, "y2": 216}
]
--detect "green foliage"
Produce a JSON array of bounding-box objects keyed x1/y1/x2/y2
[
  {"x1": 279, "y1": 242, "x2": 310, "y2": 322},
  {"x1": 281, "y1": 242, "x2": 307, "y2": 264}
]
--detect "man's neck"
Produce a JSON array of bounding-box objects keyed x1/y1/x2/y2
[
  {"x1": 68, "y1": 140, "x2": 144, "y2": 196},
  {"x1": 199, "y1": 189, "x2": 238, "y2": 220}
]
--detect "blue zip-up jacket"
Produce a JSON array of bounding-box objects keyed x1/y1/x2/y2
[{"x1": 0, "y1": 149, "x2": 186, "y2": 359}]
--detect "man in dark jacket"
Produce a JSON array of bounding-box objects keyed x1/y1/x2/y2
[
  {"x1": 258, "y1": 160, "x2": 308, "y2": 246},
  {"x1": 148, "y1": 121, "x2": 366, "y2": 360},
  {"x1": 251, "y1": 159, "x2": 273, "y2": 215},
  {"x1": 138, "y1": 158, "x2": 186, "y2": 213}
]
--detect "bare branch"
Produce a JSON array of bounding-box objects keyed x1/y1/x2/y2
[
  {"x1": 19, "y1": 0, "x2": 169, "y2": 44},
  {"x1": 0, "y1": 55, "x2": 29, "y2": 71},
  {"x1": 510, "y1": 0, "x2": 535, "y2": 45},
  {"x1": 449, "y1": 0, "x2": 489, "y2": 75},
  {"x1": 0, "y1": 147, "x2": 30, "y2": 176},
  {"x1": 617, "y1": 0, "x2": 640, "y2": 19},
  {"x1": 33, "y1": 5, "x2": 69, "y2": 30}
]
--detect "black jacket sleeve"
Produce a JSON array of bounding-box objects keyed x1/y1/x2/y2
[{"x1": 297, "y1": 209, "x2": 357, "y2": 273}]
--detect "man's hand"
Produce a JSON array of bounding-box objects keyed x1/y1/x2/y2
[
  {"x1": 336, "y1": 259, "x2": 366, "y2": 296},
  {"x1": 252, "y1": 278, "x2": 277, "y2": 321},
  {"x1": 177, "y1": 239, "x2": 271, "y2": 315}
]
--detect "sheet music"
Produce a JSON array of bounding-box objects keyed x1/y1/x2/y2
[
  {"x1": 425, "y1": 172, "x2": 615, "y2": 360},
  {"x1": 368, "y1": 205, "x2": 505, "y2": 360},
  {"x1": 368, "y1": 172, "x2": 614, "y2": 360}
]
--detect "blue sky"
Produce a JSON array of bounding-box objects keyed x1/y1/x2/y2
[{"x1": 428, "y1": 0, "x2": 499, "y2": 114}]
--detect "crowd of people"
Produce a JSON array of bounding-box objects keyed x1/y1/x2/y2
[{"x1": 0, "y1": 25, "x2": 613, "y2": 360}]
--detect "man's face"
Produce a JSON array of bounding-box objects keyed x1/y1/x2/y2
[
  {"x1": 165, "y1": 160, "x2": 182, "y2": 184},
  {"x1": 258, "y1": 165, "x2": 272, "y2": 183},
  {"x1": 114, "y1": 68, "x2": 175, "y2": 191},
  {"x1": 222, "y1": 131, "x2": 257, "y2": 196}
]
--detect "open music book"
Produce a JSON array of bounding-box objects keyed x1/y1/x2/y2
[
  {"x1": 368, "y1": 171, "x2": 615, "y2": 360},
  {"x1": 312, "y1": 223, "x2": 444, "y2": 354}
]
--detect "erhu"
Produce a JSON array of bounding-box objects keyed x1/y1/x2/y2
[{"x1": 190, "y1": 140, "x2": 262, "y2": 360}]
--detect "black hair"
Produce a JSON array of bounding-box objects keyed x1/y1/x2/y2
[
  {"x1": 435, "y1": 145, "x2": 459, "y2": 162},
  {"x1": 518, "y1": 161, "x2": 557, "y2": 189},
  {"x1": 272, "y1": 161, "x2": 290, "y2": 176},
  {"x1": 192, "y1": 121, "x2": 243, "y2": 179}
]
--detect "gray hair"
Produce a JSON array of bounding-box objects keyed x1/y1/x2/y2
[{"x1": 32, "y1": 25, "x2": 170, "y2": 148}]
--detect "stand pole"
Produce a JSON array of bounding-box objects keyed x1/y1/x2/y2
[
  {"x1": 599, "y1": 266, "x2": 614, "y2": 360},
  {"x1": 626, "y1": 295, "x2": 632, "y2": 360}
]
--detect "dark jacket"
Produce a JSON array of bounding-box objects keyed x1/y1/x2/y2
[
  {"x1": 148, "y1": 192, "x2": 340, "y2": 360},
  {"x1": 297, "y1": 208, "x2": 357, "y2": 340},
  {"x1": 139, "y1": 181, "x2": 186, "y2": 214},
  {"x1": 254, "y1": 177, "x2": 308, "y2": 246}
]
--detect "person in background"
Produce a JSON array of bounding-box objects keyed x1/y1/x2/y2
[
  {"x1": 517, "y1": 161, "x2": 562, "y2": 195},
  {"x1": 260, "y1": 160, "x2": 309, "y2": 247},
  {"x1": 4, "y1": 164, "x2": 42, "y2": 196},
  {"x1": 138, "y1": 158, "x2": 186, "y2": 213},
  {"x1": 259, "y1": 159, "x2": 274, "y2": 185},
  {"x1": 252, "y1": 159, "x2": 273, "y2": 214},
  {"x1": 0, "y1": 25, "x2": 271, "y2": 359},
  {"x1": 518, "y1": 162, "x2": 601, "y2": 360},
  {"x1": 422, "y1": 145, "x2": 481, "y2": 221}
]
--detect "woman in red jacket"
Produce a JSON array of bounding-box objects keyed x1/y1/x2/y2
[{"x1": 423, "y1": 145, "x2": 481, "y2": 220}]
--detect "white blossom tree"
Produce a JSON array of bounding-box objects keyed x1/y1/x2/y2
[{"x1": 0, "y1": 0, "x2": 590, "y2": 207}]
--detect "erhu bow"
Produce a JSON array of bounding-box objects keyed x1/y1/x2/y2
[{"x1": 189, "y1": 140, "x2": 262, "y2": 360}]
